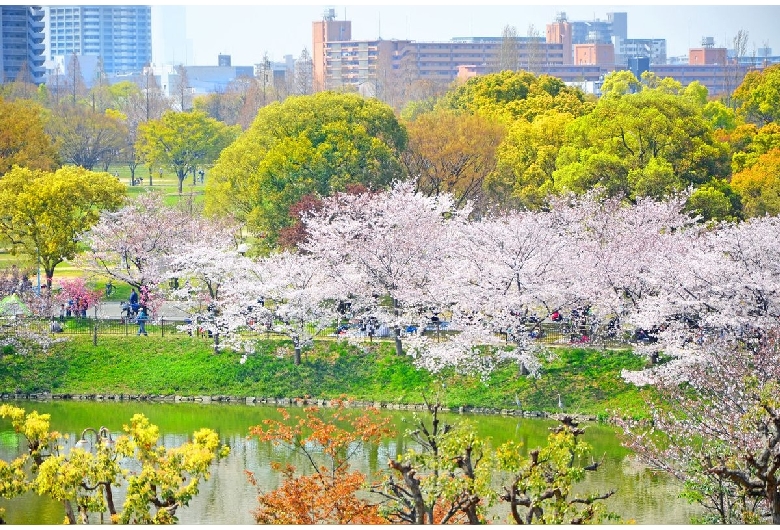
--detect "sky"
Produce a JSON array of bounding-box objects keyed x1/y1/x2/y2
[{"x1": 146, "y1": 2, "x2": 780, "y2": 67}]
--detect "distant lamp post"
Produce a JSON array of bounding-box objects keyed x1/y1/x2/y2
[
  {"x1": 74, "y1": 426, "x2": 114, "y2": 452},
  {"x1": 35, "y1": 243, "x2": 41, "y2": 296}
]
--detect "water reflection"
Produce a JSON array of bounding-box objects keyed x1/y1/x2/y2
[{"x1": 0, "y1": 400, "x2": 701, "y2": 524}]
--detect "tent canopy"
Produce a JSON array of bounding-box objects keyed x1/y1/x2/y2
[{"x1": 0, "y1": 294, "x2": 31, "y2": 316}]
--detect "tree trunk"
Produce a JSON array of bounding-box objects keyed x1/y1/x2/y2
[
  {"x1": 294, "y1": 345, "x2": 301, "y2": 365},
  {"x1": 63, "y1": 500, "x2": 77, "y2": 524},
  {"x1": 177, "y1": 171, "x2": 185, "y2": 194},
  {"x1": 104, "y1": 483, "x2": 117, "y2": 517},
  {"x1": 394, "y1": 327, "x2": 404, "y2": 356}
]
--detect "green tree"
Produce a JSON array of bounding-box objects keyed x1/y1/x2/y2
[
  {"x1": 205, "y1": 91, "x2": 407, "y2": 251},
  {"x1": 486, "y1": 110, "x2": 575, "y2": 210},
  {"x1": 734, "y1": 62, "x2": 780, "y2": 125},
  {"x1": 0, "y1": 98, "x2": 58, "y2": 174},
  {"x1": 686, "y1": 178, "x2": 742, "y2": 222},
  {"x1": 553, "y1": 88, "x2": 730, "y2": 200},
  {"x1": 136, "y1": 109, "x2": 240, "y2": 194},
  {"x1": 0, "y1": 166, "x2": 125, "y2": 287}
]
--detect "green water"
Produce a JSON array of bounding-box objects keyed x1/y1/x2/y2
[{"x1": 0, "y1": 400, "x2": 700, "y2": 524}]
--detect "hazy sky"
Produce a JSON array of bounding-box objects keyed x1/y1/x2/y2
[{"x1": 150, "y1": 2, "x2": 780, "y2": 67}]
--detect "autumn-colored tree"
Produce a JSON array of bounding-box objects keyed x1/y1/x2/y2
[
  {"x1": 46, "y1": 103, "x2": 128, "y2": 170},
  {"x1": 0, "y1": 166, "x2": 125, "y2": 288},
  {"x1": 730, "y1": 122, "x2": 780, "y2": 173},
  {"x1": 136, "y1": 109, "x2": 240, "y2": 194},
  {"x1": 247, "y1": 402, "x2": 393, "y2": 524},
  {"x1": 0, "y1": 98, "x2": 58, "y2": 174},
  {"x1": 731, "y1": 147, "x2": 780, "y2": 217},
  {"x1": 277, "y1": 193, "x2": 324, "y2": 250},
  {"x1": 205, "y1": 92, "x2": 407, "y2": 251},
  {"x1": 402, "y1": 108, "x2": 505, "y2": 212}
]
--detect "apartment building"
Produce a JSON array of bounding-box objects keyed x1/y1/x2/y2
[
  {"x1": 45, "y1": 5, "x2": 151, "y2": 76},
  {"x1": 0, "y1": 6, "x2": 46, "y2": 84}
]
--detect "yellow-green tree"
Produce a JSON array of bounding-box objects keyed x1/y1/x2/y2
[
  {"x1": 733, "y1": 63, "x2": 780, "y2": 125},
  {"x1": 599, "y1": 70, "x2": 641, "y2": 97},
  {"x1": 0, "y1": 98, "x2": 59, "y2": 175},
  {"x1": 496, "y1": 417, "x2": 619, "y2": 524},
  {"x1": 137, "y1": 109, "x2": 240, "y2": 194},
  {"x1": 731, "y1": 148, "x2": 780, "y2": 217},
  {"x1": 486, "y1": 110, "x2": 576, "y2": 210},
  {"x1": 438, "y1": 70, "x2": 591, "y2": 123},
  {"x1": 0, "y1": 405, "x2": 228, "y2": 524},
  {"x1": 0, "y1": 166, "x2": 125, "y2": 287},
  {"x1": 401, "y1": 108, "x2": 505, "y2": 212},
  {"x1": 205, "y1": 91, "x2": 407, "y2": 251}
]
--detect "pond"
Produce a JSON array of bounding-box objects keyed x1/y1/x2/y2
[{"x1": 0, "y1": 399, "x2": 701, "y2": 524}]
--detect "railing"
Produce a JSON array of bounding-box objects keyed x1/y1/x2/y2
[{"x1": 0, "y1": 316, "x2": 634, "y2": 348}]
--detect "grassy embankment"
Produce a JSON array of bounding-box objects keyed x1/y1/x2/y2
[{"x1": 1, "y1": 334, "x2": 654, "y2": 420}]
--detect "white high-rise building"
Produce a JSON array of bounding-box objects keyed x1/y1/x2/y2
[{"x1": 45, "y1": 5, "x2": 151, "y2": 76}]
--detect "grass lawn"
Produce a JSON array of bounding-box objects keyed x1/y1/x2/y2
[{"x1": 0, "y1": 334, "x2": 654, "y2": 419}]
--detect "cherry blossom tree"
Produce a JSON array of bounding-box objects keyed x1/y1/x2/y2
[
  {"x1": 621, "y1": 213, "x2": 780, "y2": 382},
  {"x1": 234, "y1": 251, "x2": 340, "y2": 364},
  {"x1": 77, "y1": 192, "x2": 193, "y2": 315},
  {"x1": 618, "y1": 329, "x2": 780, "y2": 524},
  {"x1": 164, "y1": 215, "x2": 251, "y2": 353},
  {"x1": 301, "y1": 182, "x2": 469, "y2": 358},
  {"x1": 56, "y1": 277, "x2": 103, "y2": 318}
]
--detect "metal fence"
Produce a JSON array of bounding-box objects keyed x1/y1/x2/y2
[{"x1": 0, "y1": 316, "x2": 633, "y2": 348}]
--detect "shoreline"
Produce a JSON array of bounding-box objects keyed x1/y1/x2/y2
[{"x1": 4, "y1": 391, "x2": 600, "y2": 423}]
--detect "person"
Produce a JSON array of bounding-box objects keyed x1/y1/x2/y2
[
  {"x1": 551, "y1": 310, "x2": 562, "y2": 322},
  {"x1": 129, "y1": 289, "x2": 139, "y2": 314},
  {"x1": 137, "y1": 305, "x2": 149, "y2": 336}
]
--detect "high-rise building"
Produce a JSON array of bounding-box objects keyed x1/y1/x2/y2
[
  {"x1": 0, "y1": 6, "x2": 46, "y2": 84},
  {"x1": 45, "y1": 5, "x2": 151, "y2": 76},
  {"x1": 312, "y1": 8, "x2": 351, "y2": 91}
]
